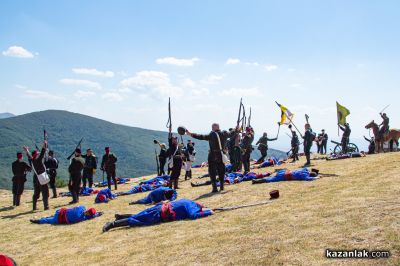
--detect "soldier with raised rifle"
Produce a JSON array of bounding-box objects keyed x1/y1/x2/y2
[{"x1": 45, "y1": 150, "x2": 59, "y2": 198}]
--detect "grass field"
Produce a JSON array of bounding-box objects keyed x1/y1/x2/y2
[{"x1": 0, "y1": 153, "x2": 399, "y2": 265}]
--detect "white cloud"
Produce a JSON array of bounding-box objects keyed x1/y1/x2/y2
[
  {"x1": 59, "y1": 78, "x2": 102, "y2": 90},
  {"x1": 245, "y1": 62, "x2": 260, "y2": 66},
  {"x1": 201, "y1": 75, "x2": 224, "y2": 85},
  {"x1": 156, "y1": 57, "x2": 199, "y2": 67},
  {"x1": 72, "y1": 68, "x2": 114, "y2": 78},
  {"x1": 2, "y1": 46, "x2": 34, "y2": 58},
  {"x1": 265, "y1": 64, "x2": 278, "y2": 71},
  {"x1": 74, "y1": 90, "x2": 96, "y2": 98},
  {"x1": 291, "y1": 83, "x2": 301, "y2": 88},
  {"x1": 225, "y1": 58, "x2": 240, "y2": 65},
  {"x1": 102, "y1": 92, "x2": 124, "y2": 102},
  {"x1": 218, "y1": 87, "x2": 261, "y2": 97},
  {"x1": 14, "y1": 84, "x2": 27, "y2": 89},
  {"x1": 118, "y1": 87, "x2": 132, "y2": 93},
  {"x1": 24, "y1": 90, "x2": 63, "y2": 100},
  {"x1": 181, "y1": 78, "x2": 196, "y2": 88},
  {"x1": 120, "y1": 70, "x2": 183, "y2": 98},
  {"x1": 191, "y1": 88, "x2": 210, "y2": 97}
]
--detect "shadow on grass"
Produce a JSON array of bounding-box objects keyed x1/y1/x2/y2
[
  {"x1": 2, "y1": 210, "x2": 34, "y2": 219},
  {"x1": 0, "y1": 206, "x2": 15, "y2": 212},
  {"x1": 194, "y1": 190, "x2": 232, "y2": 201}
]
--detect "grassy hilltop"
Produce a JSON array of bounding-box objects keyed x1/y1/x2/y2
[{"x1": 0, "y1": 152, "x2": 399, "y2": 265}]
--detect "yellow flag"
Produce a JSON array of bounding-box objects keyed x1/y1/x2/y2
[
  {"x1": 276, "y1": 101, "x2": 294, "y2": 125},
  {"x1": 336, "y1": 101, "x2": 350, "y2": 125}
]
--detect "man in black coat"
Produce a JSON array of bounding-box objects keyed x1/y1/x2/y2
[
  {"x1": 11, "y1": 152, "x2": 31, "y2": 206},
  {"x1": 338, "y1": 123, "x2": 351, "y2": 154},
  {"x1": 290, "y1": 129, "x2": 300, "y2": 162},
  {"x1": 186, "y1": 123, "x2": 237, "y2": 192},
  {"x1": 45, "y1": 150, "x2": 59, "y2": 198},
  {"x1": 165, "y1": 128, "x2": 184, "y2": 189},
  {"x1": 68, "y1": 148, "x2": 85, "y2": 204},
  {"x1": 23, "y1": 141, "x2": 49, "y2": 211},
  {"x1": 82, "y1": 148, "x2": 97, "y2": 188},
  {"x1": 302, "y1": 124, "x2": 315, "y2": 166},
  {"x1": 241, "y1": 127, "x2": 255, "y2": 174},
  {"x1": 101, "y1": 147, "x2": 118, "y2": 190},
  {"x1": 255, "y1": 132, "x2": 277, "y2": 163}
]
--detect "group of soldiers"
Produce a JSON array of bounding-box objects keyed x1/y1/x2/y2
[
  {"x1": 11, "y1": 143, "x2": 119, "y2": 210},
  {"x1": 11, "y1": 112, "x2": 392, "y2": 207}
]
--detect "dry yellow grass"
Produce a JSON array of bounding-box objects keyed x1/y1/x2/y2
[{"x1": 0, "y1": 153, "x2": 399, "y2": 265}]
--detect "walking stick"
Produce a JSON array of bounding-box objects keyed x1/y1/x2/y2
[{"x1": 213, "y1": 200, "x2": 273, "y2": 212}]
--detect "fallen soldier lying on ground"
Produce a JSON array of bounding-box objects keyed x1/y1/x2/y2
[
  {"x1": 252, "y1": 168, "x2": 320, "y2": 184},
  {"x1": 129, "y1": 187, "x2": 177, "y2": 205},
  {"x1": 59, "y1": 186, "x2": 99, "y2": 197},
  {"x1": 30, "y1": 205, "x2": 102, "y2": 224},
  {"x1": 94, "y1": 177, "x2": 131, "y2": 187},
  {"x1": 251, "y1": 157, "x2": 286, "y2": 169},
  {"x1": 192, "y1": 162, "x2": 208, "y2": 168},
  {"x1": 326, "y1": 152, "x2": 365, "y2": 161},
  {"x1": 191, "y1": 172, "x2": 271, "y2": 187},
  {"x1": 102, "y1": 198, "x2": 212, "y2": 232},
  {"x1": 95, "y1": 188, "x2": 117, "y2": 203},
  {"x1": 116, "y1": 175, "x2": 170, "y2": 196}
]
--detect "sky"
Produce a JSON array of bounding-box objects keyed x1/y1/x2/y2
[{"x1": 1, "y1": 0, "x2": 400, "y2": 151}]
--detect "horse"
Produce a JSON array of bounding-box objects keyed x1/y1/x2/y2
[{"x1": 365, "y1": 120, "x2": 400, "y2": 153}]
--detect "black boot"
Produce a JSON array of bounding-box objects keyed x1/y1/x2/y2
[
  {"x1": 211, "y1": 182, "x2": 218, "y2": 193},
  {"x1": 219, "y1": 177, "x2": 224, "y2": 191},
  {"x1": 174, "y1": 178, "x2": 179, "y2": 189},
  {"x1": 52, "y1": 188, "x2": 57, "y2": 198},
  {"x1": 69, "y1": 192, "x2": 77, "y2": 204},
  {"x1": 33, "y1": 199, "x2": 38, "y2": 211},
  {"x1": 115, "y1": 213, "x2": 133, "y2": 220},
  {"x1": 43, "y1": 197, "x2": 49, "y2": 210},
  {"x1": 12, "y1": 194, "x2": 16, "y2": 206},
  {"x1": 252, "y1": 179, "x2": 265, "y2": 185},
  {"x1": 30, "y1": 219, "x2": 40, "y2": 224},
  {"x1": 16, "y1": 195, "x2": 21, "y2": 206},
  {"x1": 114, "y1": 183, "x2": 118, "y2": 191},
  {"x1": 185, "y1": 171, "x2": 188, "y2": 180},
  {"x1": 103, "y1": 219, "x2": 130, "y2": 232},
  {"x1": 189, "y1": 170, "x2": 192, "y2": 179}
]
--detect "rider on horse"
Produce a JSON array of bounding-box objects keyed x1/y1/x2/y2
[{"x1": 379, "y1": 113, "x2": 390, "y2": 139}]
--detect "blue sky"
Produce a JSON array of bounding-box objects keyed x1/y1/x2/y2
[{"x1": 1, "y1": 0, "x2": 400, "y2": 151}]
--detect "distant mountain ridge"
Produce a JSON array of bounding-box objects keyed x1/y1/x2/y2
[
  {"x1": 0, "y1": 110, "x2": 286, "y2": 189},
  {"x1": 0, "y1": 112, "x2": 15, "y2": 119}
]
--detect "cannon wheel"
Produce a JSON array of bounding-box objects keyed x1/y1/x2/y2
[
  {"x1": 333, "y1": 143, "x2": 342, "y2": 154},
  {"x1": 347, "y1": 143, "x2": 359, "y2": 153}
]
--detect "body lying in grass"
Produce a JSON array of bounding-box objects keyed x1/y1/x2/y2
[
  {"x1": 95, "y1": 188, "x2": 117, "y2": 203},
  {"x1": 103, "y1": 198, "x2": 212, "y2": 232},
  {"x1": 116, "y1": 175, "x2": 170, "y2": 196},
  {"x1": 30, "y1": 205, "x2": 102, "y2": 224},
  {"x1": 129, "y1": 187, "x2": 177, "y2": 205},
  {"x1": 252, "y1": 168, "x2": 320, "y2": 184},
  {"x1": 191, "y1": 172, "x2": 270, "y2": 187}
]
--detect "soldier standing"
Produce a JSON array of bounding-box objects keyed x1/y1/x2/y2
[
  {"x1": 241, "y1": 127, "x2": 254, "y2": 174},
  {"x1": 186, "y1": 124, "x2": 237, "y2": 192},
  {"x1": 255, "y1": 132, "x2": 277, "y2": 163},
  {"x1": 11, "y1": 152, "x2": 31, "y2": 206},
  {"x1": 82, "y1": 148, "x2": 97, "y2": 188},
  {"x1": 101, "y1": 147, "x2": 118, "y2": 190},
  {"x1": 338, "y1": 123, "x2": 351, "y2": 154},
  {"x1": 45, "y1": 150, "x2": 59, "y2": 198},
  {"x1": 68, "y1": 148, "x2": 85, "y2": 204}
]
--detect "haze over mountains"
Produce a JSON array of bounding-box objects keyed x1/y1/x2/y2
[{"x1": 0, "y1": 110, "x2": 286, "y2": 189}]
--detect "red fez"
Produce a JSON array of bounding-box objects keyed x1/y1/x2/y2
[{"x1": 86, "y1": 208, "x2": 97, "y2": 216}]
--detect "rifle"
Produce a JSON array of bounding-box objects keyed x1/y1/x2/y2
[
  {"x1": 213, "y1": 200, "x2": 273, "y2": 212},
  {"x1": 305, "y1": 114, "x2": 310, "y2": 124},
  {"x1": 166, "y1": 97, "x2": 172, "y2": 133},
  {"x1": 236, "y1": 98, "x2": 243, "y2": 130},
  {"x1": 43, "y1": 128, "x2": 49, "y2": 160},
  {"x1": 67, "y1": 138, "x2": 84, "y2": 160},
  {"x1": 31, "y1": 139, "x2": 39, "y2": 151},
  {"x1": 155, "y1": 148, "x2": 160, "y2": 176},
  {"x1": 247, "y1": 107, "x2": 252, "y2": 128},
  {"x1": 242, "y1": 105, "x2": 246, "y2": 131}
]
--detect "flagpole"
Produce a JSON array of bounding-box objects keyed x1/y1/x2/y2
[{"x1": 287, "y1": 116, "x2": 302, "y2": 136}]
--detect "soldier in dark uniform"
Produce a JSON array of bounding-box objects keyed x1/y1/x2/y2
[
  {"x1": 364, "y1": 136, "x2": 376, "y2": 154},
  {"x1": 157, "y1": 143, "x2": 167, "y2": 176},
  {"x1": 101, "y1": 147, "x2": 118, "y2": 190},
  {"x1": 241, "y1": 127, "x2": 254, "y2": 174},
  {"x1": 68, "y1": 148, "x2": 85, "y2": 204},
  {"x1": 255, "y1": 132, "x2": 277, "y2": 163},
  {"x1": 11, "y1": 152, "x2": 31, "y2": 206},
  {"x1": 290, "y1": 127, "x2": 300, "y2": 162},
  {"x1": 231, "y1": 133, "x2": 242, "y2": 172},
  {"x1": 184, "y1": 140, "x2": 195, "y2": 180},
  {"x1": 45, "y1": 150, "x2": 59, "y2": 198},
  {"x1": 320, "y1": 129, "x2": 328, "y2": 155},
  {"x1": 165, "y1": 127, "x2": 184, "y2": 189},
  {"x1": 338, "y1": 123, "x2": 351, "y2": 154},
  {"x1": 302, "y1": 124, "x2": 315, "y2": 166},
  {"x1": 379, "y1": 113, "x2": 390, "y2": 139},
  {"x1": 82, "y1": 148, "x2": 97, "y2": 188},
  {"x1": 23, "y1": 141, "x2": 49, "y2": 211},
  {"x1": 186, "y1": 123, "x2": 237, "y2": 192}
]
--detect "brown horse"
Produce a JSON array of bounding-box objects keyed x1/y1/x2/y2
[{"x1": 365, "y1": 120, "x2": 400, "y2": 153}]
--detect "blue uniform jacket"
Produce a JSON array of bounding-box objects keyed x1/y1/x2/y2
[
  {"x1": 137, "y1": 187, "x2": 177, "y2": 204},
  {"x1": 38, "y1": 205, "x2": 100, "y2": 224}
]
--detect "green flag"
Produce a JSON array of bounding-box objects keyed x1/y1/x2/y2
[{"x1": 336, "y1": 101, "x2": 350, "y2": 125}]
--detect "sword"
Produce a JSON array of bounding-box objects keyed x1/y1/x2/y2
[{"x1": 379, "y1": 104, "x2": 390, "y2": 114}]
